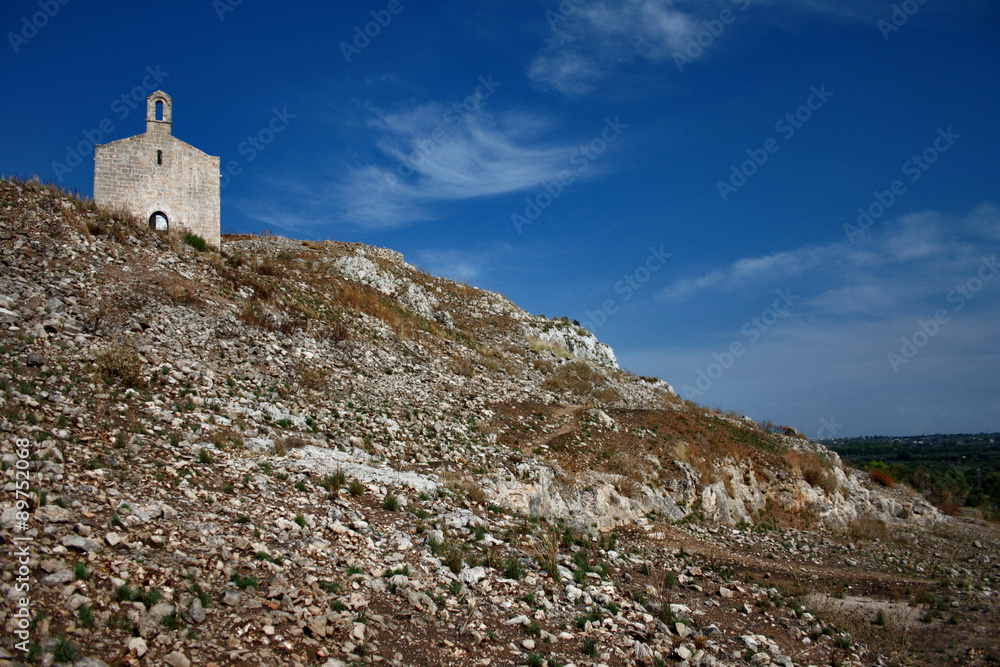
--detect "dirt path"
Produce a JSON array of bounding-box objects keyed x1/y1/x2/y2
[
  {"x1": 644, "y1": 524, "x2": 930, "y2": 597},
  {"x1": 536, "y1": 404, "x2": 585, "y2": 448}
]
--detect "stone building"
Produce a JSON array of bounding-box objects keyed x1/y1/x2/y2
[{"x1": 94, "y1": 91, "x2": 220, "y2": 249}]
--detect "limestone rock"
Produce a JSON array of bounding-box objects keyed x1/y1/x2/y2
[{"x1": 163, "y1": 651, "x2": 191, "y2": 667}]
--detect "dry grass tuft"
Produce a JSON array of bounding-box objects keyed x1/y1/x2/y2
[
  {"x1": 253, "y1": 255, "x2": 285, "y2": 277},
  {"x1": 543, "y1": 361, "x2": 621, "y2": 404},
  {"x1": 295, "y1": 363, "x2": 330, "y2": 393},
  {"x1": 441, "y1": 471, "x2": 487, "y2": 505},
  {"x1": 272, "y1": 436, "x2": 308, "y2": 456},
  {"x1": 169, "y1": 282, "x2": 199, "y2": 305},
  {"x1": 529, "y1": 338, "x2": 571, "y2": 359},
  {"x1": 449, "y1": 356, "x2": 476, "y2": 378},
  {"x1": 96, "y1": 339, "x2": 144, "y2": 388},
  {"x1": 785, "y1": 450, "x2": 839, "y2": 494},
  {"x1": 533, "y1": 528, "x2": 562, "y2": 580},
  {"x1": 868, "y1": 469, "x2": 895, "y2": 488},
  {"x1": 337, "y1": 282, "x2": 419, "y2": 338},
  {"x1": 238, "y1": 298, "x2": 307, "y2": 335},
  {"x1": 604, "y1": 451, "x2": 647, "y2": 498},
  {"x1": 847, "y1": 516, "x2": 890, "y2": 541}
]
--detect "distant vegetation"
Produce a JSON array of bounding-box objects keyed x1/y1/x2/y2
[{"x1": 826, "y1": 433, "x2": 1000, "y2": 516}]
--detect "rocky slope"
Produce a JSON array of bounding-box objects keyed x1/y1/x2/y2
[{"x1": 0, "y1": 177, "x2": 998, "y2": 667}]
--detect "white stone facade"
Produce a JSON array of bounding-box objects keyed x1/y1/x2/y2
[{"x1": 94, "y1": 91, "x2": 220, "y2": 249}]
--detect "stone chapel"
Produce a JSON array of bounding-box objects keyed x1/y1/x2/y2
[{"x1": 94, "y1": 91, "x2": 221, "y2": 249}]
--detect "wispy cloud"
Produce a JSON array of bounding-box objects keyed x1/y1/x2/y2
[
  {"x1": 658, "y1": 248, "x2": 824, "y2": 301},
  {"x1": 239, "y1": 100, "x2": 590, "y2": 231},
  {"x1": 528, "y1": 0, "x2": 698, "y2": 95},
  {"x1": 657, "y1": 205, "x2": 998, "y2": 309},
  {"x1": 635, "y1": 204, "x2": 1000, "y2": 435},
  {"x1": 288, "y1": 104, "x2": 584, "y2": 230},
  {"x1": 527, "y1": 0, "x2": 938, "y2": 97}
]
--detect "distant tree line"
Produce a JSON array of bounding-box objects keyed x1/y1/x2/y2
[{"x1": 828, "y1": 434, "x2": 1000, "y2": 516}]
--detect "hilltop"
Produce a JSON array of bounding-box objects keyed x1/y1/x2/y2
[{"x1": 0, "y1": 177, "x2": 998, "y2": 667}]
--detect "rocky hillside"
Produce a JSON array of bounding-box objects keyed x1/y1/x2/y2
[{"x1": 0, "y1": 176, "x2": 998, "y2": 667}]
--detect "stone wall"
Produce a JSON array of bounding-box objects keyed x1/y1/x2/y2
[{"x1": 94, "y1": 91, "x2": 220, "y2": 249}]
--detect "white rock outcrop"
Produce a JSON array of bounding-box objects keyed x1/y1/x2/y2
[{"x1": 527, "y1": 320, "x2": 619, "y2": 369}]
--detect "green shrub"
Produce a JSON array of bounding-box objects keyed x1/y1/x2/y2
[
  {"x1": 77, "y1": 604, "x2": 93, "y2": 629},
  {"x1": 114, "y1": 584, "x2": 137, "y2": 602},
  {"x1": 445, "y1": 546, "x2": 464, "y2": 574},
  {"x1": 162, "y1": 611, "x2": 184, "y2": 630},
  {"x1": 190, "y1": 582, "x2": 210, "y2": 608},
  {"x1": 504, "y1": 557, "x2": 525, "y2": 580},
  {"x1": 183, "y1": 232, "x2": 209, "y2": 252},
  {"x1": 53, "y1": 634, "x2": 77, "y2": 663}
]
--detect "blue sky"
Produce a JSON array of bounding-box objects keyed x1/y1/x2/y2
[{"x1": 2, "y1": 0, "x2": 998, "y2": 438}]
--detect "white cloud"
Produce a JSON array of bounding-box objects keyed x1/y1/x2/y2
[
  {"x1": 526, "y1": 0, "x2": 946, "y2": 96},
  {"x1": 656, "y1": 269, "x2": 726, "y2": 301},
  {"x1": 880, "y1": 212, "x2": 946, "y2": 261},
  {"x1": 332, "y1": 105, "x2": 578, "y2": 228},
  {"x1": 528, "y1": 0, "x2": 698, "y2": 95},
  {"x1": 656, "y1": 205, "x2": 997, "y2": 307},
  {"x1": 527, "y1": 52, "x2": 603, "y2": 96},
  {"x1": 964, "y1": 202, "x2": 1000, "y2": 240},
  {"x1": 633, "y1": 204, "x2": 1000, "y2": 436},
  {"x1": 805, "y1": 284, "x2": 893, "y2": 316},
  {"x1": 242, "y1": 102, "x2": 588, "y2": 231}
]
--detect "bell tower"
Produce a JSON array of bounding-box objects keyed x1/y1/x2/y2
[{"x1": 146, "y1": 90, "x2": 173, "y2": 137}]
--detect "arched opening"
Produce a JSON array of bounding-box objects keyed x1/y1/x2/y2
[
  {"x1": 156, "y1": 150, "x2": 163, "y2": 166},
  {"x1": 155, "y1": 101, "x2": 164, "y2": 121},
  {"x1": 149, "y1": 211, "x2": 168, "y2": 232}
]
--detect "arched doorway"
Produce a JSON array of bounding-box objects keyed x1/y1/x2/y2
[{"x1": 149, "y1": 211, "x2": 168, "y2": 232}]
